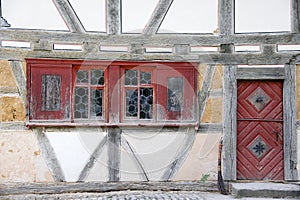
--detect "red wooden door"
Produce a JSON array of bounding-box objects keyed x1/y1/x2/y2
[{"x1": 237, "y1": 80, "x2": 284, "y2": 180}]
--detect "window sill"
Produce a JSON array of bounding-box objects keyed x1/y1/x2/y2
[{"x1": 26, "y1": 121, "x2": 198, "y2": 128}]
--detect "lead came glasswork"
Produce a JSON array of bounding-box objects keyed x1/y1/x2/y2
[
  {"x1": 125, "y1": 69, "x2": 138, "y2": 85},
  {"x1": 126, "y1": 89, "x2": 138, "y2": 117},
  {"x1": 140, "y1": 88, "x2": 153, "y2": 119},
  {"x1": 91, "y1": 69, "x2": 104, "y2": 85},
  {"x1": 74, "y1": 87, "x2": 88, "y2": 118},
  {"x1": 41, "y1": 75, "x2": 61, "y2": 111},
  {"x1": 140, "y1": 71, "x2": 152, "y2": 84},
  {"x1": 91, "y1": 89, "x2": 103, "y2": 118},
  {"x1": 76, "y1": 70, "x2": 88, "y2": 83}
]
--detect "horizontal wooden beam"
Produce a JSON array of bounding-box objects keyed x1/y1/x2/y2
[
  {"x1": 0, "y1": 29, "x2": 300, "y2": 46},
  {"x1": 0, "y1": 181, "x2": 223, "y2": 195},
  {"x1": 237, "y1": 67, "x2": 286, "y2": 80}
]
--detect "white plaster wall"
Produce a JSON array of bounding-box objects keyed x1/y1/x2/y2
[
  {"x1": 121, "y1": 129, "x2": 187, "y2": 181},
  {"x1": 46, "y1": 128, "x2": 107, "y2": 182},
  {"x1": 174, "y1": 133, "x2": 221, "y2": 181}
]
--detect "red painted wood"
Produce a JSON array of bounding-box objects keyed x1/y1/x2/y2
[
  {"x1": 237, "y1": 81, "x2": 284, "y2": 180},
  {"x1": 26, "y1": 58, "x2": 197, "y2": 125},
  {"x1": 156, "y1": 67, "x2": 196, "y2": 121},
  {"x1": 30, "y1": 64, "x2": 72, "y2": 121}
]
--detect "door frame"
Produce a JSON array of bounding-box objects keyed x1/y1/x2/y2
[{"x1": 222, "y1": 65, "x2": 298, "y2": 181}]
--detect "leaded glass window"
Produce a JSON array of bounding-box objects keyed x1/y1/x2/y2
[
  {"x1": 123, "y1": 68, "x2": 154, "y2": 120},
  {"x1": 74, "y1": 68, "x2": 105, "y2": 120}
]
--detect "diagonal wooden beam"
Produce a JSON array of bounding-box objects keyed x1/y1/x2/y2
[
  {"x1": 143, "y1": 0, "x2": 173, "y2": 35},
  {"x1": 53, "y1": 0, "x2": 85, "y2": 33},
  {"x1": 161, "y1": 127, "x2": 196, "y2": 180},
  {"x1": 9, "y1": 60, "x2": 26, "y2": 107},
  {"x1": 77, "y1": 136, "x2": 107, "y2": 182},
  {"x1": 198, "y1": 65, "x2": 216, "y2": 125},
  {"x1": 33, "y1": 128, "x2": 65, "y2": 182},
  {"x1": 121, "y1": 136, "x2": 149, "y2": 181}
]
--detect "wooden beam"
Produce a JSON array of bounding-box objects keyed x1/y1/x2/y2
[
  {"x1": 2, "y1": 29, "x2": 300, "y2": 46},
  {"x1": 237, "y1": 67, "x2": 285, "y2": 80},
  {"x1": 1, "y1": 29, "x2": 300, "y2": 46},
  {"x1": 292, "y1": 0, "x2": 300, "y2": 33},
  {"x1": 9, "y1": 60, "x2": 26, "y2": 107},
  {"x1": 218, "y1": 0, "x2": 234, "y2": 35},
  {"x1": 121, "y1": 137, "x2": 149, "y2": 181},
  {"x1": 198, "y1": 65, "x2": 215, "y2": 124},
  {"x1": 107, "y1": 128, "x2": 121, "y2": 181},
  {"x1": 78, "y1": 136, "x2": 107, "y2": 182},
  {"x1": 33, "y1": 128, "x2": 65, "y2": 182},
  {"x1": 197, "y1": 123, "x2": 223, "y2": 133},
  {"x1": 0, "y1": 181, "x2": 222, "y2": 195},
  {"x1": 161, "y1": 127, "x2": 196, "y2": 180},
  {"x1": 52, "y1": 0, "x2": 85, "y2": 33},
  {"x1": 283, "y1": 64, "x2": 298, "y2": 180},
  {"x1": 106, "y1": 0, "x2": 121, "y2": 34},
  {"x1": 222, "y1": 65, "x2": 237, "y2": 181},
  {"x1": 143, "y1": 0, "x2": 173, "y2": 35}
]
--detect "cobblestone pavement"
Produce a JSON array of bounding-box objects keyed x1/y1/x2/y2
[{"x1": 0, "y1": 191, "x2": 297, "y2": 200}]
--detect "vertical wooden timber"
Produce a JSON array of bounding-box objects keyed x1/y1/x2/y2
[
  {"x1": 222, "y1": 65, "x2": 237, "y2": 181},
  {"x1": 9, "y1": 60, "x2": 26, "y2": 107},
  {"x1": 53, "y1": 0, "x2": 85, "y2": 33},
  {"x1": 292, "y1": 0, "x2": 300, "y2": 33},
  {"x1": 283, "y1": 64, "x2": 298, "y2": 180},
  {"x1": 218, "y1": 0, "x2": 234, "y2": 35},
  {"x1": 108, "y1": 128, "x2": 121, "y2": 181},
  {"x1": 143, "y1": 0, "x2": 174, "y2": 35},
  {"x1": 33, "y1": 128, "x2": 65, "y2": 182},
  {"x1": 106, "y1": 0, "x2": 121, "y2": 34}
]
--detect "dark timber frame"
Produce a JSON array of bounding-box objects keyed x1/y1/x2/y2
[{"x1": 0, "y1": 0, "x2": 299, "y2": 181}]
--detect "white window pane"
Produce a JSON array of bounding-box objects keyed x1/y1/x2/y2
[
  {"x1": 69, "y1": 0, "x2": 106, "y2": 32},
  {"x1": 158, "y1": 0, "x2": 218, "y2": 34},
  {"x1": 235, "y1": 0, "x2": 291, "y2": 33},
  {"x1": 2, "y1": 0, "x2": 68, "y2": 30},
  {"x1": 122, "y1": 0, "x2": 159, "y2": 33}
]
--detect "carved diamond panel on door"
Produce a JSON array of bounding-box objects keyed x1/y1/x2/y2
[{"x1": 237, "y1": 81, "x2": 284, "y2": 180}]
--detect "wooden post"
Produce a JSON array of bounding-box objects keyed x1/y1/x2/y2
[
  {"x1": 218, "y1": 0, "x2": 234, "y2": 35},
  {"x1": 283, "y1": 64, "x2": 298, "y2": 180},
  {"x1": 222, "y1": 65, "x2": 237, "y2": 181},
  {"x1": 108, "y1": 127, "x2": 121, "y2": 181},
  {"x1": 106, "y1": 0, "x2": 121, "y2": 34}
]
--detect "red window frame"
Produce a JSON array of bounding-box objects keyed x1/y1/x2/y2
[
  {"x1": 121, "y1": 66, "x2": 156, "y2": 122},
  {"x1": 72, "y1": 65, "x2": 108, "y2": 122},
  {"x1": 26, "y1": 59, "x2": 198, "y2": 127}
]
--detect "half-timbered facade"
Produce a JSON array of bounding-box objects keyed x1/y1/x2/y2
[{"x1": 0, "y1": 0, "x2": 299, "y2": 183}]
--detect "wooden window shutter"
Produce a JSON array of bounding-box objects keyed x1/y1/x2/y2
[{"x1": 28, "y1": 62, "x2": 72, "y2": 121}]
